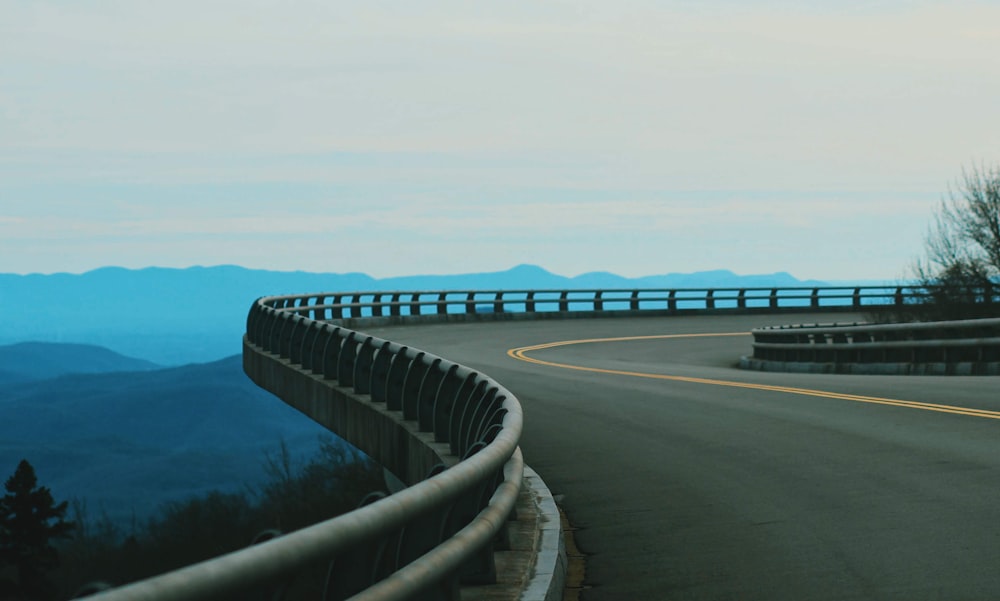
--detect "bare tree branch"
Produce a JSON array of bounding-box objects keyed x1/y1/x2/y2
[{"x1": 910, "y1": 163, "x2": 1000, "y2": 320}]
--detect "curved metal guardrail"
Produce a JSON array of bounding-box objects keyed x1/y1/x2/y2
[
  {"x1": 745, "y1": 318, "x2": 1000, "y2": 375},
  {"x1": 263, "y1": 284, "x2": 927, "y2": 324}
]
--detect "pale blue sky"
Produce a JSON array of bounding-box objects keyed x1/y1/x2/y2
[{"x1": 2, "y1": 1, "x2": 998, "y2": 280}]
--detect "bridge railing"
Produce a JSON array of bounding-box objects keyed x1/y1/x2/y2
[
  {"x1": 748, "y1": 318, "x2": 1000, "y2": 373},
  {"x1": 261, "y1": 285, "x2": 933, "y2": 323}
]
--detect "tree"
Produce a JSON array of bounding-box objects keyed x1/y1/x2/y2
[
  {"x1": 913, "y1": 164, "x2": 1000, "y2": 319},
  {"x1": 0, "y1": 460, "x2": 75, "y2": 600},
  {"x1": 52, "y1": 437, "x2": 382, "y2": 598}
]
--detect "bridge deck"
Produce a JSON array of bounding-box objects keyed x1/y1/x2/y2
[{"x1": 365, "y1": 313, "x2": 1000, "y2": 601}]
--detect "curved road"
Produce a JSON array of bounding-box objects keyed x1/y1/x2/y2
[{"x1": 365, "y1": 313, "x2": 1000, "y2": 600}]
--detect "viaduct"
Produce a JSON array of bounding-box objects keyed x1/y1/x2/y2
[{"x1": 84, "y1": 286, "x2": 1000, "y2": 600}]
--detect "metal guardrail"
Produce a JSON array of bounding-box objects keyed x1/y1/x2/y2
[
  {"x1": 748, "y1": 318, "x2": 1000, "y2": 374},
  {"x1": 262, "y1": 285, "x2": 935, "y2": 322}
]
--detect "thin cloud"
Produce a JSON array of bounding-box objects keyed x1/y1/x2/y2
[{"x1": 1, "y1": 2, "x2": 994, "y2": 278}]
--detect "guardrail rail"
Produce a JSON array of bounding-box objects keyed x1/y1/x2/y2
[
  {"x1": 744, "y1": 318, "x2": 1000, "y2": 375},
  {"x1": 266, "y1": 284, "x2": 934, "y2": 325}
]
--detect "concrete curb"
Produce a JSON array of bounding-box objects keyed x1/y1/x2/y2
[{"x1": 519, "y1": 466, "x2": 567, "y2": 601}]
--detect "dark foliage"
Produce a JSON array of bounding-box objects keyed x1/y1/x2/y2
[
  {"x1": 0, "y1": 460, "x2": 76, "y2": 601},
  {"x1": 53, "y1": 438, "x2": 383, "y2": 599}
]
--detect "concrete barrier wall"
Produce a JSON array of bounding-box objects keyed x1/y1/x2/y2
[{"x1": 244, "y1": 340, "x2": 448, "y2": 484}]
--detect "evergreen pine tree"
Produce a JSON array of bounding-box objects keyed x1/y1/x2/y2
[{"x1": 0, "y1": 460, "x2": 75, "y2": 600}]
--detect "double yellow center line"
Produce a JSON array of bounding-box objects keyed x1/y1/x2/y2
[{"x1": 508, "y1": 333, "x2": 1000, "y2": 420}]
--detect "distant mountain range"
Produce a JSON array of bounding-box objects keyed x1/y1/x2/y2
[
  {"x1": 0, "y1": 342, "x2": 336, "y2": 526},
  {"x1": 0, "y1": 341, "x2": 159, "y2": 385},
  {"x1": 0, "y1": 264, "x2": 845, "y2": 365}
]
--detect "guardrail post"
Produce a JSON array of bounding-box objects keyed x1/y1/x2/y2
[
  {"x1": 258, "y1": 309, "x2": 276, "y2": 351},
  {"x1": 461, "y1": 390, "x2": 501, "y2": 457},
  {"x1": 327, "y1": 295, "x2": 340, "y2": 320},
  {"x1": 445, "y1": 375, "x2": 481, "y2": 452},
  {"x1": 256, "y1": 306, "x2": 274, "y2": 348},
  {"x1": 305, "y1": 323, "x2": 327, "y2": 374},
  {"x1": 475, "y1": 406, "x2": 509, "y2": 451},
  {"x1": 311, "y1": 296, "x2": 327, "y2": 320},
  {"x1": 450, "y1": 381, "x2": 488, "y2": 457},
  {"x1": 432, "y1": 365, "x2": 463, "y2": 443},
  {"x1": 276, "y1": 313, "x2": 296, "y2": 359},
  {"x1": 385, "y1": 349, "x2": 412, "y2": 412},
  {"x1": 289, "y1": 317, "x2": 308, "y2": 365},
  {"x1": 369, "y1": 341, "x2": 393, "y2": 403},
  {"x1": 353, "y1": 337, "x2": 376, "y2": 394},
  {"x1": 338, "y1": 332, "x2": 358, "y2": 388},
  {"x1": 402, "y1": 353, "x2": 429, "y2": 421},
  {"x1": 300, "y1": 322, "x2": 321, "y2": 371},
  {"x1": 246, "y1": 302, "x2": 262, "y2": 345},
  {"x1": 418, "y1": 359, "x2": 446, "y2": 432},
  {"x1": 321, "y1": 328, "x2": 343, "y2": 381}
]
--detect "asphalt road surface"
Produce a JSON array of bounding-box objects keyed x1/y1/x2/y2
[{"x1": 364, "y1": 313, "x2": 1000, "y2": 601}]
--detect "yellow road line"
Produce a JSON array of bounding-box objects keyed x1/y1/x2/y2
[{"x1": 507, "y1": 333, "x2": 1000, "y2": 420}]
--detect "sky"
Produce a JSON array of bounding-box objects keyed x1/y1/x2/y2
[{"x1": 2, "y1": 1, "x2": 998, "y2": 281}]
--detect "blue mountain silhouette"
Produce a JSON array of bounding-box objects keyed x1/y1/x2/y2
[
  {"x1": 0, "y1": 341, "x2": 159, "y2": 384},
  {"x1": 0, "y1": 264, "x2": 830, "y2": 365},
  {"x1": 0, "y1": 350, "x2": 333, "y2": 525}
]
